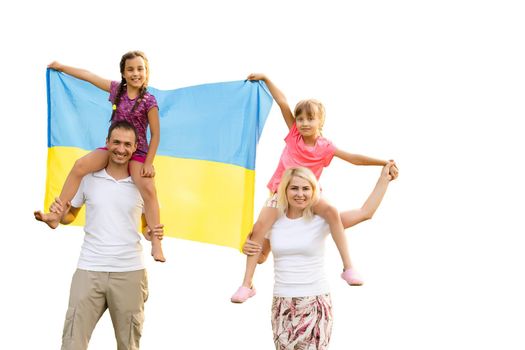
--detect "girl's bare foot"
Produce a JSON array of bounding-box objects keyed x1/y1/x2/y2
[
  {"x1": 34, "y1": 211, "x2": 60, "y2": 229},
  {"x1": 151, "y1": 241, "x2": 166, "y2": 262}
]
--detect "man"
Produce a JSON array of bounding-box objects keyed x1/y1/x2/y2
[{"x1": 37, "y1": 120, "x2": 163, "y2": 349}]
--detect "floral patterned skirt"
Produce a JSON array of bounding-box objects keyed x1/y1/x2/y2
[{"x1": 271, "y1": 294, "x2": 333, "y2": 350}]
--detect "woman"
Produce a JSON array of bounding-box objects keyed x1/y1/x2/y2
[{"x1": 243, "y1": 162, "x2": 396, "y2": 349}]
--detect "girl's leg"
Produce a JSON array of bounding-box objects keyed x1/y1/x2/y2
[
  {"x1": 35, "y1": 149, "x2": 109, "y2": 228},
  {"x1": 313, "y1": 198, "x2": 363, "y2": 286},
  {"x1": 313, "y1": 198, "x2": 352, "y2": 269},
  {"x1": 231, "y1": 206, "x2": 279, "y2": 303},
  {"x1": 129, "y1": 161, "x2": 165, "y2": 262}
]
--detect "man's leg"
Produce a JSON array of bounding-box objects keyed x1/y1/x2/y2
[
  {"x1": 61, "y1": 269, "x2": 108, "y2": 350},
  {"x1": 107, "y1": 270, "x2": 148, "y2": 350}
]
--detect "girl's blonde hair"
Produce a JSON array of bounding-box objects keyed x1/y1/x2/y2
[
  {"x1": 276, "y1": 167, "x2": 320, "y2": 218},
  {"x1": 294, "y1": 99, "x2": 326, "y2": 134}
]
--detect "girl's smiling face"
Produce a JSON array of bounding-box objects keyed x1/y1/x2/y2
[
  {"x1": 123, "y1": 56, "x2": 147, "y2": 89},
  {"x1": 295, "y1": 112, "x2": 322, "y2": 139}
]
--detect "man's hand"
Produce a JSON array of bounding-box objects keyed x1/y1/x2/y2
[
  {"x1": 144, "y1": 224, "x2": 164, "y2": 241},
  {"x1": 49, "y1": 197, "x2": 71, "y2": 218}
]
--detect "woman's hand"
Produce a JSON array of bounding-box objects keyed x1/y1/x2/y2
[
  {"x1": 382, "y1": 161, "x2": 398, "y2": 181},
  {"x1": 388, "y1": 160, "x2": 399, "y2": 180},
  {"x1": 242, "y1": 235, "x2": 262, "y2": 256},
  {"x1": 141, "y1": 163, "x2": 155, "y2": 177}
]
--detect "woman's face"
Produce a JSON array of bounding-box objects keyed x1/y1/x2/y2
[{"x1": 286, "y1": 176, "x2": 313, "y2": 212}]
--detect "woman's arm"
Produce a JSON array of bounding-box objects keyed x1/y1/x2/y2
[
  {"x1": 340, "y1": 161, "x2": 395, "y2": 229},
  {"x1": 48, "y1": 61, "x2": 111, "y2": 92},
  {"x1": 141, "y1": 107, "x2": 160, "y2": 177},
  {"x1": 247, "y1": 73, "x2": 295, "y2": 130}
]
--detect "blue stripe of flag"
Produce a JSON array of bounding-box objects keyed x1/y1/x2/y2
[{"x1": 47, "y1": 69, "x2": 272, "y2": 170}]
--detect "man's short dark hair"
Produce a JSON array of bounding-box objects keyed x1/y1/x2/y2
[{"x1": 107, "y1": 121, "x2": 138, "y2": 144}]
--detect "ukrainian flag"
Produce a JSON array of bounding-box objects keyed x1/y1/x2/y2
[{"x1": 45, "y1": 69, "x2": 272, "y2": 249}]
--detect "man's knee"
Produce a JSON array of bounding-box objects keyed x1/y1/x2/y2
[
  {"x1": 60, "y1": 306, "x2": 95, "y2": 350},
  {"x1": 114, "y1": 310, "x2": 144, "y2": 350},
  {"x1": 61, "y1": 270, "x2": 106, "y2": 350}
]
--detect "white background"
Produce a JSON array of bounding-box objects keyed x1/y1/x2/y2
[{"x1": 1, "y1": 0, "x2": 524, "y2": 349}]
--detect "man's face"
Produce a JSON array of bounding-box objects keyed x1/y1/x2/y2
[{"x1": 106, "y1": 128, "x2": 137, "y2": 166}]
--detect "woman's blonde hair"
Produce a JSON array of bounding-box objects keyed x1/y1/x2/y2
[
  {"x1": 294, "y1": 99, "x2": 326, "y2": 134},
  {"x1": 276, "y1": 167, "x2": 320, "y2": 218}
]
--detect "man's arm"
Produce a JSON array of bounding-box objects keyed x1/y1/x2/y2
[
  {"x1": 141, "y1": 215, "x2": 164, "y2": 241},
  {"x1": 49, "y1": 198, "x2": 81, "y2": 224}
]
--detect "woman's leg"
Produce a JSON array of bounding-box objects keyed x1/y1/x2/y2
[
  {"x1": 35, "y1": 149, "x2": 109, "y2": 228},
  {"x1": 129, "y1": 161, "x2": 165, "y2": 262},
  {"x1": 272, "y1": 294, "x2": 333, "y2": 349}
]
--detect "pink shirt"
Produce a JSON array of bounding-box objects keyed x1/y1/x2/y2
[
  {"x1": 267, "y1": 123, "x2": 336, "y2": 192},
  {"x1": 109, "y1": 81, "x2": 158, "y2": 155}
]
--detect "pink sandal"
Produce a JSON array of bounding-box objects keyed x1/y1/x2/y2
[
  {"x1": 231, "y1": 286, "x2": 256, "y2": 303},
  {"x1": 341, "y1": 268, "x2": 364, "y2": 286}
]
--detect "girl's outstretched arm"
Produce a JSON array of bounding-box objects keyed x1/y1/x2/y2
[
  {"x1": 340, "y1": 161, "x2": 396, "y2": 229},
  {"x1": 334, "y1": 148, "x2": 399, "y2": 178},
  {"x1": 334, "y1": 148, "x2": 389, "y2": 166},
  {"x1": 141, "y1": 107, "x2": 160, "y2": 177},
  {"x1": 247, "y1": 73, "x2": 294, "y2": 130},
  {"x1": 48, "y1": 61, "x2": 111, "y2": 92}
]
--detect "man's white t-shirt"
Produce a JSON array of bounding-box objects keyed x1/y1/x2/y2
[
  {"x1": 71, "y1": 169, "x2": 145, "y2": 272},
  {"x1": 268, "y1": 215, "x2": 330, "y2": 297}
]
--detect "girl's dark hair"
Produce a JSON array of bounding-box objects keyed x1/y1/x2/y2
[{"x1": 110, "y1": 50, "x2": 150, "y2": 121}]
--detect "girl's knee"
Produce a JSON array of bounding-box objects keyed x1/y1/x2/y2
[{"x1": 321, "y1": 204, "x2": 339, "y2": 220}]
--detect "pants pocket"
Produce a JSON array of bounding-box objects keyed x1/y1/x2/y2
[{"x1": 62, "y1": 307, "x2": 76, "y2": 340}]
